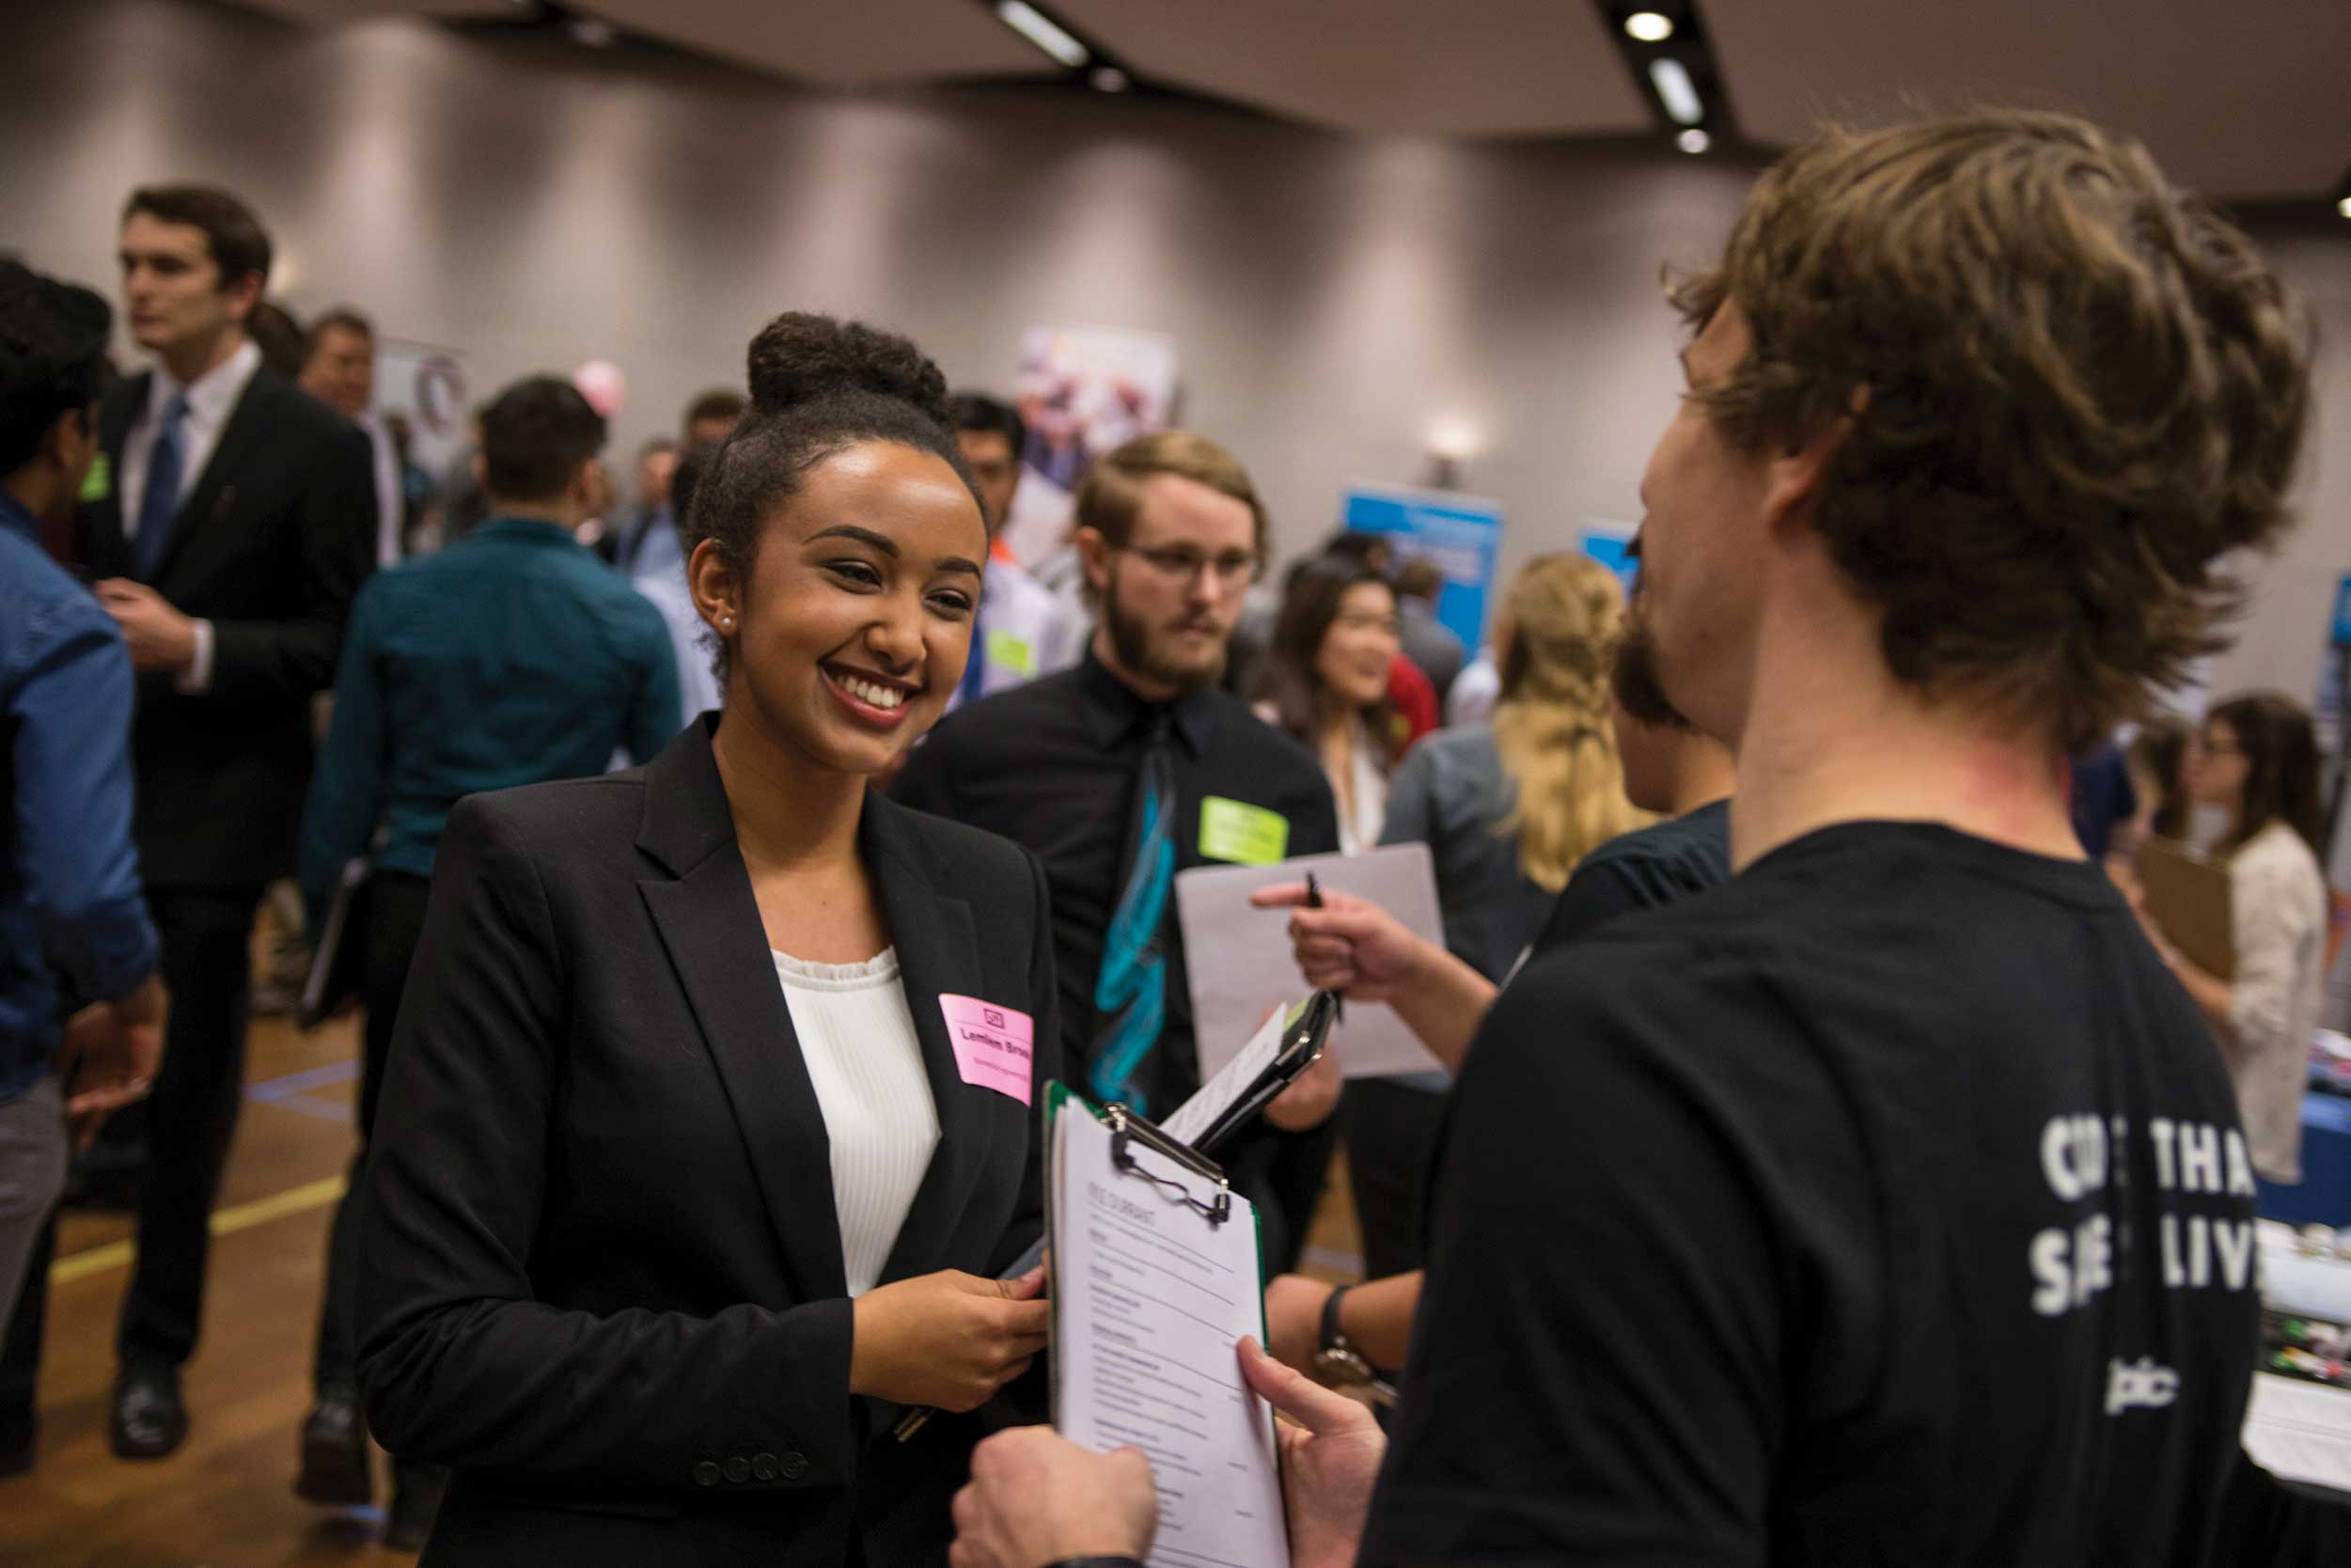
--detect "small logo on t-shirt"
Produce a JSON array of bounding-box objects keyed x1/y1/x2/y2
[{"x1": 2105, "y1": 1356, "x2": 2180, "y2": 1416}]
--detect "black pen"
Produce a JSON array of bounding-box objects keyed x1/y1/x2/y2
[{"x1": 1304, "y1": 871, "x2": 1341, "y2": 1023}]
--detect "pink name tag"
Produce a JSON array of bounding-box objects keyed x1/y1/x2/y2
[{"x1": 939, "y1": 995, "x2": 1035, "y2": 1105}]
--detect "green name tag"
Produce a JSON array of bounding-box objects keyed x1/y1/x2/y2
[
  {"x1": 1199, "y1": 796, "x2": 1289, "y2": 866},
  {"x1": 984, "y1": 628, "x2": 1036, "y2": 680},
  {"x1": 79, "y1": 451, "x2": 111, "y2": 504}
]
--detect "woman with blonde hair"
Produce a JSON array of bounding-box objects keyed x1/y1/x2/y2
[{"x1": 1343, "y1": 551, "x2": 1641, "y2": 1279}]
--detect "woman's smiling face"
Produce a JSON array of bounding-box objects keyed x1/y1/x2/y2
[{"x1": 697, "y1": 438, "x2": 987, "y2": 776}]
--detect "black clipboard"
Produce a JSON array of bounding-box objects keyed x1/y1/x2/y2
[{"x1": 296, "y1": 856, "x2": 372, "y2": 1030}]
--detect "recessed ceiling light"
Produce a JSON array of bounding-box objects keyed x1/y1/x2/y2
[
  {"x1": 568, "y1": 17, "x2": 615, "y2": 47},
  {"x1": 1090, "y1": 66, "x2": 1130, "y2": 93},
  {"x1": 1624, "y1": 11, "x2": 1674, "y2": 43},
  {"x1": 1678, "y1": 128, "x2": 1711, "y2": 154},
  {"x1": 2338, "y1": 196, "x2": 2351, "y2": 220},
  {"x1": 1648, "y1": 56, "x2": 1703, "y2": 125},
  {"x1": 996, "y1": 0, "x2": 1089, "y2": 70}
]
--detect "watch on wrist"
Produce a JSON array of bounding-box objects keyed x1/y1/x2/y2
[{"x1": 1312, "y1": 1282, "x2": 1376, "y2": 1387}]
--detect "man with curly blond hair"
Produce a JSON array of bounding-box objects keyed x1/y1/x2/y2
[{"x1": 948, "y1": 110, "x2": 2343, "y2": 1568}]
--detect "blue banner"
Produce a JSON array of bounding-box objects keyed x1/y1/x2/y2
[{"x1": 1340, "y1": 486, "x2": 1503, "y2": 653}]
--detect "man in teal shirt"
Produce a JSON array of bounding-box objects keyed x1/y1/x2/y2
[{"x1": 292, "y1": 374, "x2": 677, "y2": 1547}]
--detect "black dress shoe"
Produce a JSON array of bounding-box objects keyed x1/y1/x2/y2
[
  {"x1": 294, "y1": 1393, "x2": 372, "y2": 1505},
  {"x1": 108, "y1": 1367, "x2": 186, "y2": 1459},
  {"x1": 383, "y1": 1462, "x2": 448, "y2": 1552}
]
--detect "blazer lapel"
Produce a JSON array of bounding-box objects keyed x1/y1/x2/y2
[
  {"x1": 147, "y1": 368, "x2": 274, "y2": 585},
  {"x1": 636, "y1": 720, "x2": 848, "y2": 1304},
  {"x1": 864, "y1": 792, "x2": 1002, "y2": 1286}
]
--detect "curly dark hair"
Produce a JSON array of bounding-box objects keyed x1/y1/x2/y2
[
  {"x1": 1669, "y1": 109, "x2": 2312, "y2": 750},
  {"x1": 683, "y1": 312, "x2": 980, "y2": 677},
  {"x1": 0, "y1": 259, "x2": 113, "y2": 474}
]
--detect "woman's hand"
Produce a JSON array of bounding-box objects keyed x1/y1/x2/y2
[
  {"x1": 850, "y1": 1266, "x2": 1050, "y2": 1411},
  {"x1": 1249, "y1": 883, "x2": 1433, "y2": 1002},
  {"x1": 1264, "y1": 1043, "x2": 1342, "y2": 1131},
  {"x1": 1263, "y1": 1273, "x2": 1336, "y2": 1372}
]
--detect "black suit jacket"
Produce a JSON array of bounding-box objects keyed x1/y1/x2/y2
[
  {"x1": 74, "y1": 364, "x2": 375, "y2": 889},
  {"x1": 357, "y1": 717, "x2": 1061, "y2": 1568}
]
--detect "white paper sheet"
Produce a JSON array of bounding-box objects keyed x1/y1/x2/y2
[
  {"x1": 1160, "y1": 1003, "x2": 1293, "y2": 1149},
  {"x1": 1052, "y1": 1102, "x2": 1292, "y2": 1568},
  {"x1": 2242, "y1": 1372, "x2": 2351, "y2": 1497},
  {"x1": 1175, "y1": 843, "x2": 1448, "y2": 1080}
]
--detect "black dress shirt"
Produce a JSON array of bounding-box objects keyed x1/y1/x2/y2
[{"x1": 896, "y1": 650, "x2": 1338, "y2": 1113}]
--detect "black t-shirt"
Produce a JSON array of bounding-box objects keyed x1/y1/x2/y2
[
  {"x1": 893, "y1": 651, "x2": 1339, "y2": 1116},
  {"x1": 1367, "y1": 822, "x2": 2266, "y2": 1567},
  {"x1": 1536, "y1": 796, "x2": 1732, "y2": 950}
]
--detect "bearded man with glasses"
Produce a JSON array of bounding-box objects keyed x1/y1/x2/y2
[{"x1": 896, "y1": 430, "x2": 1344, "y2": 1274}]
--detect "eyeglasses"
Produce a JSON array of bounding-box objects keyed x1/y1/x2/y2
[{"x1": 1114, "y1": 542, "x2": 1261, "y2": 589}]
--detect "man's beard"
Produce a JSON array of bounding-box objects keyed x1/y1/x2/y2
[
  {"x1": 1104, "y1": 572, "x2": 1226, "y2": 694},
  {"x1": 1611, "y1": 608, "x2": 1694, "y2": 732}
]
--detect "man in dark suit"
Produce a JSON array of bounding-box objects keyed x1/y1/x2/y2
[{"x1": 71, "y1": 184, "x2": 374, "y2": 1459}]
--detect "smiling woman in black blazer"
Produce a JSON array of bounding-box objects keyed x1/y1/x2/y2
[{"x1": 355, "y1": 314, "x2": 1059, "y2": 1567}]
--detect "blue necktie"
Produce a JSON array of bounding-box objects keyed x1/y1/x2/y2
[
  {"x1": 957, "y1": 599, "x2": 989, "y2": 708},
  {"x1": 133, "y1": 393, "x2": 189, "y2": 579},
  {"x1": 1088, "y1": 712, "x2": 1178, "y2": 1113}
]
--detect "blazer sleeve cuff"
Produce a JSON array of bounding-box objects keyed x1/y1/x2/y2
[
  {"x1": 173, "y1": 618, "x2": 214, "y2": 694},
  {"x1": 697, "y1": 1295, "x2": 860, "y2": 1492}
]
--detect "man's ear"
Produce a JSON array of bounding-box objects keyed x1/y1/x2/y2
[
  {"x1": 1076, "y1": 526, "x2": 1112, "y2": 595},
  {"x1": 1763, "y1": 391, "x2": 1864, "y2": 538},
  {"x1": 223, "y1": 269, "x2": 265, "y2": 324}
]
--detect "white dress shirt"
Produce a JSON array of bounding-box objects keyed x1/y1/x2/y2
[
  {"x1": 2221, "y1": 820, "x2": 2329, "y2": 1183},
  {"x1": 360, "y1": 410, "x2": 402, "y2": 565},
  {"x1": 118, "y1": 337, "x2": 262, "y2": 692},
  {"x1": 771, "y1": 947, "x2": 941, "y2": 1297}
]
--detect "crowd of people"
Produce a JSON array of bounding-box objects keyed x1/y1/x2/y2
[{"x1": 0, "y1": 102, "x2": 2344, "y2": 1567}]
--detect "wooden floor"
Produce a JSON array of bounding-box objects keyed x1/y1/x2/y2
[{"x1": 1, "y1": 948, "x2": 1362, "y2": 1567}]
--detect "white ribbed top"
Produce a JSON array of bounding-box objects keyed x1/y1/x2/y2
[{"x1": 771, "y1": 948, "x2": 940, "y2": 1298}]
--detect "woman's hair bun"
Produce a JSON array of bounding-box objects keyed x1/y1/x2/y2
[{"x1": 744, "y1": 311, "x2": 952, "y2": 428}]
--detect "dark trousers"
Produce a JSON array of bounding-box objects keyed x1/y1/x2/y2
[
  {"x1": 117, "y1": 886, "x2": 267, "y2": 1372},
  {"x1": 1342, "y1": 1079, "x2": 1450, "y2": 1281},
  {"x1": 0, "y1": 1215, "x2": 52, "y2": 1448},
  {"x1": 313, "y1": 871, "x2": 432, "y2": 1395}
]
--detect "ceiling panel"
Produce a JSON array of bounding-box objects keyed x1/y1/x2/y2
[
  {"x1": 580, "y1": 0, "x2": 1054, "y2": 86},
  {"x1": 1710, "y1": 0, "x2": 2351, "y2": 200},
  {"x1": 236, "y1": 0, "x2": 518, "y2": 19},
  {"x1": 1058, "y1": 0, "x2": 1653, "y2": 137}
]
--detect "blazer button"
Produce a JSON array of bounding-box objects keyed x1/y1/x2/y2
[
  {"x1": 778, "y1": 1450, "x2": 807, "y2": 1481},
  {"x1": 723, "y1": 1456, "x2": 751, "y2": 1484},
  {"x1": 751, "y1": 1452, "x2": 779, "y2": 1482},
  {"x1": 693, "y1": 1460, "x2": 722, "y2": 1487}
]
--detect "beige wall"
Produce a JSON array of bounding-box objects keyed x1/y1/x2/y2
[{"x1": 6, "y1": 0, "x2": 2343, "y2": 708}]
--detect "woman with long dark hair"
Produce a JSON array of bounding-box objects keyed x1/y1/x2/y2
[
  {"x1": 2150, "y1": 692, "x2": 2328, "y2": 1183},
  {"x1": 356, "y1": 314, "x2": 1058, "y2": 1566},
  {"x1": 1252, "y1": 555, "x2": 1404, "y2": 853}
]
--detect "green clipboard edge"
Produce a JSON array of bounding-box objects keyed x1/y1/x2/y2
[{"x1": 1039, "y1": 1082, "x2": 1275, "y2": 1449}]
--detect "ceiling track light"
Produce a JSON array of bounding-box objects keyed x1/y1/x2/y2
[
  {"x1": 1648, "y1": 56, "x2": 1703, "y2": 126},
  {"x1": 995, "y1": 0, "x2": 1089, "y2": 70},
  {"x1": 1623, "y1": 10, "x2": 1674, "y2": 42}
]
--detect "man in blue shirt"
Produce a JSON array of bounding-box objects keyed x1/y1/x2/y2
[
  {"x1": 0, "y1": 261, "x2": 168, "y2": 1452},
  {"x1": 292, "y1": 374, "x2": 678, "y2": 1544}
]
